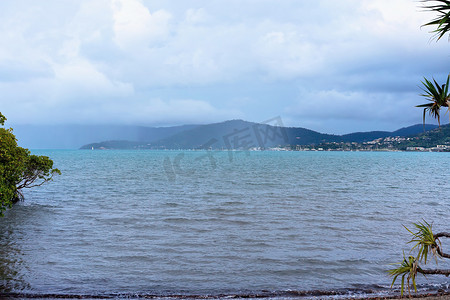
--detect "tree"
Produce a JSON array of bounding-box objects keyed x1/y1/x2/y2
[
  {"x1": 422, "y1": 0, "x2": 450, "y2": 41},
  {"x1": 416, "y1": 0, "x2": 450, "y2": 126},
  {"x1": 389, "y1": 1, "x2": 450, "y2": 296},
  {"x1": 389, "y1": 221, "x2": 450, "y2": 296},
  {"x1": 417, "y1": 75, "x2": 450, "y2": 126},
  {"x1": 0, "y1": 112, "x2": 60, "y2": 216}
]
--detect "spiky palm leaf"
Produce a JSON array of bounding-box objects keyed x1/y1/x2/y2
[
  {"x1": 416, "y1": 75, "x2": 450, "y2": 126},
  {"x1": 404, "y1": 220, "x2": 441, "y2": 264},
  {"x1": 389, "y1": 255, "x2": 420, "y2": 297},
  {"x1": 422, "y1": 0, "x2": 450, "y2": 41}
]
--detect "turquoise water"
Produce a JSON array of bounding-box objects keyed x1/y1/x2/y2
[{"x1": 1, "y1": 150, "x2": 449, "y2": 298}]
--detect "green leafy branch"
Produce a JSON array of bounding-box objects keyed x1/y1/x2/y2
[
  {"x1": 405, "y1": 220, "x2": 440, "y2": 264},
  {"x1": 416, "y1": 75, "x2": 450, "y2": 127},
  {"x1": 0, "y1": 112, "x2": 60, "y2": 215},
  {"x1": 422, "y1": 0, "x2": 450, "y2": 41},
  {"x1": 389, "y1": 221, "x2": 450, "y2": 297},
  {"x1": 389, "y1": 254, "x2": 419, "y2": 297}
]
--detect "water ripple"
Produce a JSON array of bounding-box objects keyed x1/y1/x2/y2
[{"x1": 0, "y1": 150, "x2": 449, "y2": 296}]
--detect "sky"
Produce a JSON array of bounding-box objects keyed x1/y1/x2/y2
[{"x1": 0, "y1": 0, "x2": 449, "y2": 134}]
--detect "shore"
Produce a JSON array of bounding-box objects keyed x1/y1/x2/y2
[
  {"x1": 364, "y1": 293, "x2": 450, "y2": 300},
  {"x1": 1, "y1": 291, "x2": 450, "y2": 300}
]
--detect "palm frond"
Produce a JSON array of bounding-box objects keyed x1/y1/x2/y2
[
  {"x1": 422, "y1": 0, "x2": 450, "y2": 41},
  {"x1": 389, "y1": 255, "x2": 419, "y2": 297},
  {"x1": 416, "y1": 75, "x2": 450, "y2": 126},
  {"x1": 404, "y1": 220, "x2": 440, "y2": 264}
]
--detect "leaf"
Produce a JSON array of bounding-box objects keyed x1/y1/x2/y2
[
  {"x1": 417, "y1": 75, "x2": 450, "y2": 127},
  {"x1": 422, "y1": 0, "x2": 450, "y2": 40}
]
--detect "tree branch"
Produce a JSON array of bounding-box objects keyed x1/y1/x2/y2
[
  {"x1": 435, "y1": 232, "x2": 450, "y2": 239},
  {"x1": 418, "y1": 267, "x2": 450, "y2": 276},
  {"x1": 436, "y1": 246, "x2": 450, "y2": 259},
  {"x1": 22, "y1": 179, "x2": 50, "y2": 189},
  {"x1": 434, "y1": 232, "x2": 450, "y2": 259}
]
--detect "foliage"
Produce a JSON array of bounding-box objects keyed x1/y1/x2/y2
[
  {"x1": 416, "y1": 75, "x2": 450, "y2": 126},
  {"x1": 389, "y1": 254, "x2": 419, "y2": 297},
  {"x1": 0, "y1": 112, "x2": 60, "y2": 216},
  {"x1": 405, "y1": 220, "x2": 439, "y2": 264},
  {"x1": 419, "y1": 1, "x2": 450, "y2": 126},
  {"x1": 396, "y1": 124, "x2": 450, "y2": 149},
  {"x1": 0, "y1": 113, "x2": 5, "y2": 126},
  {"x1": 389, "y1": 221, "x2": 450, "y2": 297},
  {"x1": 389, "y1": 2, "x2": 450, "y2": 297},
  {"x1": 422, "y1": 0, "x2": 450, "y2": 41}
]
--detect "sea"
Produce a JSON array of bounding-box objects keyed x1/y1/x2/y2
[{"x1": 1, "y1": 150, "x2": 449, "y2": 299}]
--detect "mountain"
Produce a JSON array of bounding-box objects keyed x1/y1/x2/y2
[
  {"x1": 397, "y1": 124, "x2": 450, "y2": 149},
  {"x1": 340, "y1": 124, "x2": 437, "y2": 143},
  {"x1": 81, "y1": 120, "x2": 342, "y2": 149},
  {"x1": 146, "y1": 119, "x2": 341, "y2": 149},
  {"x1": 392, "y1": 124, "x2": 437, "y2": 136},
  {"x1": 80, "y1": 120, "x2": 439, "y2": 150}
]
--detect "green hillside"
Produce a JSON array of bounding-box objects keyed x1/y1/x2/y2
[
  {"x1": 397, "y1": 124, "x2": 450, "y2": 150},
  {"x1": 80, "y1": 120, "x2": 439, "y2": 150}
]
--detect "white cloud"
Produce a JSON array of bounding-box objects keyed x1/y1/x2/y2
[
  {"x1": 2, "y1": 0, "x2": 439, "y2": 87},
  {"x1": 255, "y1": 28, "x2": 324, "y2": 79},
  {"x1": 111, "y1": 0, "x2": 172, "y2": 51},
  {"x1": 285, "y1": 87, "x2": 422, "y2": 133},
  {"x1": 51, "y1": 59, "x2": 134, "y2": 98},
  {"x1": 0, "y1": 0, "x2": 447, "y2": 131},
  {"x1": 110, "y1": 98, "x2": 243, "y2": 125},
  {"x1": 185, "y1": 8, "x2": 210, "y2": 25}
]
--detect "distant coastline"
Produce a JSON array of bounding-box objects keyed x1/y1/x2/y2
[{"x1": 79, "y1": 119, "x2": 445, "y2": 151}]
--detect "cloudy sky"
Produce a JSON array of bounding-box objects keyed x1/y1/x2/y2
[{"x1": 0, "y1": 0, "x2": 449, "y2": 134}]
